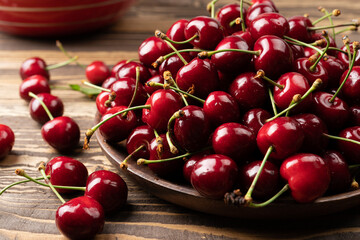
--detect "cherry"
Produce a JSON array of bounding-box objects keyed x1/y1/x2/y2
[
  {"x1": 337, "y1": 42, "x2": 360, "y2": 67},
  {"x1": 339, "y1": 66, "x2": 360, "y2": 105},
  {"x1": 286, "y1": 16, "x2": 314, "y2": 43},
  {"x1": 138, "y1": 36, "x2": 172, "y2": 68},
  {"x1": 242, "y1": 108, "x2": 272, "y2": 134},
  {"x1": 20, "y1": 57, "x2": 49, "y2": 80},
  {"x1": 190, "y1": 154, "x2": 238, "y2": 199},
  {"x1": 239, "y1": 160, "x2": 280, "y2": 199},
  {"x1": 110, "y1": 77, "x2": 148, "y2": 107},
  {"x1": 29, "y1": 93, "x2": 64, "y2": 124},
  {"x1": 349, "y1": 105, "x2": 360, "y2": 126},
  {"x1": 45, "y1": 156, "x2": 88, "y2": 194},
  {"x1": 212, "y1": 122, "x2": 256, "y2": 163},
  {"x1": 56, "y1": 196, "x2": 104, "y2": 240},
  {"x1": 251, "y1": 0, "x2": 278, "y2": 12},
  {"x1": 249, "y1": 12, "x2": 289, "y2": 41},
  {"x1": 116, "y1": 62, "x2": 151, "y2": 84},
  {"x1": 337, "y1": 126, "x2": 360, "y2": 164},
  {"x1": 85, "y1": 61, "x2": 110, "y2": 86},
  {"x1": 159, "y1": 52, "x2": 193, "y2": 77},
  {"x1": 166, "y1": 19, "x2": 192, "y2": 50},
  {"x1": 216, "y1": 3, "x2": 247, "y2": 35},
  {"x1": 85, "y1": 170, "x2": 128, "y2": 213},
  {"x1": 184, "y1": 16, "x2": 224, "y2": 50},
  {"x1": 0, "y1": 124, "x2": 15, "y2": 159},
  {"x1": 293, "y1": 57, "x2": 329, "y2": 88},
  {"x1": 203, "y1": 91, "x2": 240, "y2": 128},
  {"x1": 280, "y1": 153, "x2": 330, "y2": 203},
  {"x1": 257, "y1": 117, "x2": 304, "y2": 160},
  {"x1": 95, "y1": 91, "x2": 116, "y2": 115},
  {"x1": 183, "y1": 152, "x2": 210, "y2": 183},
  {"x1": 41, "y1": 116, "x2": 80, "y2": 152},
  {"x1": 144, "y1": 75, "x2": 164, "y2": 95},
  {"x1": 246, "y1": 3, "x2": 277, "y2": 27},
  {"x1": 320, "y1": 55, "x2": 346, "y2": 89},
  {"x1": 110, "y1": 60, "x2": 127, "y2": 78},
  {"x1": 288, "y1": 43, "x2": 305, "y2": 60},
  {"x1": 126, "y1": 125, "x2": 155, "y2": 160},
  {"x1": 19, "y1": 75, "x2": 51, "y2": 101},
  {"x1": 101, "y1": 76, "x2": 117, "y2": 89},
  {"x1": 232, "y1": 30, "x2": 255, "y2": 49}
]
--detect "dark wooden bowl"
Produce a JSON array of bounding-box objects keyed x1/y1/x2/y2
[{"x1": 95, "y1": 113, "x2": 360, "y2": 219}]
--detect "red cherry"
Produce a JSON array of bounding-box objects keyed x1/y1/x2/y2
[
  {"x1": 0, "y1": 124, "x2": 15, "y2": 159},
  {"x1": 286, "y1": 16, "x2": 314, "y2": 43},
  {"x1": 183, "y1": 152, "x2": 210, "y2": 183},
  {"x1": 320, "y1": 55, "x2": 346, "y2": 89},
  {"x1": 249, "y1": 12, "x2": 289, "y2": 41},
  {"x1": 19, "y1": 75, "x2": 51, "y2": 101},
  {"x1": 116, "y1": 62, "x2": 151, "y2": 84},
  {"x1": 144, "y1": 75, "x2": 164, "y2": 95},
  {"x1": 56, "y1": 196, "x2": 104, "y2": 240},
  {"x1": 95, "y1": 91, "x2": 115, "y2": 115},
  {"x1": 101, "y1": 76, "x2": 117, "y2": 89},
  {"x1": 280, "y1": 153, "x2": 330, "y2": 203},
  {"x1": 246, "y1": 3, "x2": 277, "y2": 27},
  {"x1": 289, "y1": 43, "x2": 305, "y2": 60},
  {"x1": 29, "y1": 93, "x2": 64, "y2": 124},
  {"x1": 159, "y1": 52, "x2": 193, "y2": 77},
  {"x1": 349, "y1": 105, "x2": 360, "y2": 126},
  {"x1": 126, "y1": 125, "x2": 155, "y2": 159},
  {"x1": 216, "y1": 3, "x2": 247, "y2": 35},
  {"x1": 338, "y1": 126, "x2": 360, "y2": 164},
  {"x1": 251, "y1": 0, "x2": 278, "y2": 12},
  {"x1": 337, "y1": 42, "x2": 360, "y2": 67},
  {"x1": 138, "y1": 36, "x2": 172, "y2": 68},
  {"x1": 166, "y1": 19, "x2": 192, "y2": 50},
  {"x1": 242, "y1": 108, "x2": 272, "y2": 134},
  {"x1": 85, "y1": 61, "x2": 110, "y2": 86},
  {"x1": 41, "y1": 116, "x2": 80, "y2": 152},
  {"x1": 339, "y1": 66, "x2": 360, "y2": 105},
  {"x1": 293, "y1": 57, "x2": 329, "y2": 88},
  {"x1": 110, "y1": 60, "x2": 127, "y2": 78},
  {"x1": 20, "y1": 57, "x2": 49, "y2": 80},
  {"x1": 110, "y1": 77, "x2": 148, "y2": 107},
  {"x1": 190, "y1": 154, "x2": 238, "y2": 199},
  {"x1": 45, "y1": 156, "x2": 88, "y2": 194},
  {"x1": 232, "y1": 30, "x2": 255, "y2": 49},
  {"x1": 85, "y1": 170, "x2": 128, "y2": 213}
]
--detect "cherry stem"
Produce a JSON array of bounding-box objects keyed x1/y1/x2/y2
[
  {"x1": 155, "y1": 30, "x2": 198, "y2": 46},
  {"x1": 244, "y1": 146, "x2": 274, "y2": 204},
  {"x1": 28, "y1": 92, "x2": 54, "y2": 120},
  {"x1": 46, "y1": 56, "x2": 78, "y2": 71},
  {"x1": 206, "y1": 0, "x2": 219, "y2": 18},
  {"x1": 127, "y1": 66, "x2": 140, "y2": 109},
  {"x1": 321, "y1": 8, "x2": 338, "y2": 40},
  {"x1": 163, "y1": 71, "x2": 189, "y2": 106},
  {"x1": 255, "y1": 70, "x2": 284, "y2": 89},
  {"x1": 166, "y1": 131, "x2": 179, "y2": 154},
  {"x1": 82, "y1": 80, "x2": 110, "y2": 92},
  {"x1": 335, "y1": 26, "x2": 358, "y2": 36},
  {"x1": 38, "y1": 163, "x2": 65, "y2": 204},
  {"x1": 152, "y1": 49, "x2": 203, "y2": 69},
  {"x1": 329, "y1": 41, "x2": 359, "y2": 103},
  {"x1": 268, "y1": 87, "x2": 278, "y2": 115},
  {"x1": 349, "y1": 164, "x2": 360, "y2": 170},
  {"x1": 56, "y1": 40, "x2": 85, "y2": 69},
  {"x1": 323, "y1": 133, "x2": 360, "y2": 146},
  {"x1": 266, "y1": 79, "x2": 322, "y2": 122},
  {"x1": 309, "y1": 31, "x2": 330, "y2": 72},
  {"x1": 0, "y1": 176, "x2": 46, "y2": 196},
  {"x1": 351, "y1": 179, "x2": 359, "y2": 190},
  {"x1": 198, "y1": 49, "x2": 260, "y2": 58},
  {"x1": 312, "y1": 9, "x2": 340, "y2": 25},
  {"x1": 284, "y1": 36, "x2": 324, "y2": 55},
  {"x1": 248, "y1": 184, "x2": 290, "y2": 208},
  {"x1": 326, "y1": 47, "x2": 348, "y2": 54},
  {"x1": 146, "y1": 82, "x2": 205, "y2": 104},
  {"x1": 166, "y1": 110, "x2": 185, "y2": 154},
  {"x1": 84, "y1": 105, "x2": 151, "y2": 149},
  {"x1": 153, "y1": 129, "x2": 164, "y2": 158},
  {"x1": 239, "y1": 0, "x2": 246, "y2": 31},
  {"x1": 285, "y1": 94, "x2": 301, "y2": 117},
  {"x1": 120, "y1": 144, "x2": 145, "y2": 169},
  {"x1": 308, "y1": 22, "x2": 359, "y2": 31}
]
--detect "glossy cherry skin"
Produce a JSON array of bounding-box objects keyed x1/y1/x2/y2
[
  {"x1": 320, "y1": 56, "x2": 345, "y2": 89},
  {"x1": 339, "y1": 66, "x2": 360, "y2": 105},
  {"x1": 138, "y1": 36, "x2": 172, "y2": 68},
  {"x1": 349, "y1": 105, "x2": 360, "y2": 126},
  {"x1": 312, "y1": 92, "x2": 349, "y2": 131},
  {"x1": 174, "y1": 105, "x2": 211, "y2": 152},
  {"x1": 29, "y1": 93, "x2": 64, "y2": 124},
  {"x1": 0, "y1": 124, "x2": 15, "y2": 159},
  {"x1": 101, "y1": 76, "x2": 117, "y2": 89},
  {"x1": 85, "y1": 61, "x2": 110, "y2": 86},
  {"x1": 257, "y1": 117, "x2": 304, "y2": 160},
  {"x1": 45, "y1": 156, "x2": 88, "y2": 194},
  {"x1": 166, "y1": 19, "x2": 192, "y2": 50},
  {"x1": 228, "y1": 72, "x2": 267, "y2": 111},
  {"x1": 20, "y1": 57, "x2": 49, "y2": 80},
  {"x1": 249, "y1": 12, "x2": 289, "y2": 41},
  {"x1": 159, "y1": 52, "x2": 193, "y2": 77},
  {"x1": 110, "y1": 60, "x2": 127, "y2": 78},
  {"x1": 286, "y1": 16, "x2": 314, "y2": 43},
  {"x1": 242, "y1": 108, "x2": 272, "y2": 134},
  {"x1": 116, "y1": 62, "x2": 151, "y2": 84},
  {"x1": 19, "y1": 75, "x2": 51, "y2": 101},
  {"x1": 142, "y1": 89, "x2": 183, "y2": 133},
  {"x1": 176, "y1": 58, "x2": 219, "y2": 99},
  {"x1": 95, "y1": 91, "x2": 116, "y2": 115},
  {"x1": 323, "y1": 151, "x2": 351, "y2": 193},
  {"x1": 41, "y1": 116, "x2": 80, "y2": 152},
  {"x1": 190, "y1": 154, "x2": 238, "y2": 199},
  {"x1": 253, "y1": 35, "x2": 294, "y2": 79},
  {"x1": 293, "y1": 58, "x2": 329, "y2": 89},
  {"x1": 251, "y1": 0, "x2": 278, "y2": 12},
  {"x1": 183, "y1": 152, "x2": 210, "y2": 183},
  {"x1": 288, "y1": 44, "x2": 305, "y2": 60},
  {"x1": 211, "y1": 35, "x2": 251, "y2": 74},
  {"x1": 240, "y1": 160, "x2": 280, "y2": 199},
  {"x1": 337, "y1": 42, "x2": 360, "y2": 67},
  {"x1": 338, "y1": 126, "x2": 360, "y2": 164},
  {"x1": 110, "y1": 77, "x2": 148, "y2": 107},
  {"x1": 56, "y1": 196, "x2": 104, "y2": 240},
  {"x1": 203, "y1": 91, "x2": 240, "y2": 128},
  {"x1": 126, "y1": 125, "x2": 155, "y2": 159},
  {"x1": 212, "y1": 123, "x2": 256, "y2": 164},
  {"x1": 246, "y1": 3, "x2": 277, "y2": 27},
  {"x1": 184, "y1": 16, "x2": 224, "y2": 50},
  {"x1": 232, "y1": 30, "x2": 255, "y2": 49},
  {"x1": 144, "y1": 75, "x2": 164, "y2": 95},
  {"x1": 216, "y1": 3, "x2": 247, "y2": 35},
  {"x1": 85, "y1": 170, "x2": 128, "y2": 213},
  {"x1": 99, "y1": 106, "x2": 139, "y2": 143}
]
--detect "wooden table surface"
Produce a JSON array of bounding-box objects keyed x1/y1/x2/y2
[{"x1": 0, "y1": 0, "x2": 360, "y2": 239}]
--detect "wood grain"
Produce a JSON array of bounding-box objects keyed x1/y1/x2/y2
[{"x1": 0, "y1": 0, "x2": 359, "y2": 239}]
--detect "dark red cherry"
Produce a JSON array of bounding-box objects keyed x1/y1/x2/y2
[
  {"x1": 173, "y1": 105, "x2": 211, "y2": 152},
  {"x1": 29, "y1": 93, "x2": 64, "y2": 124},
  {"x1": 349, "y1": 105, "x2": 360, "y2": 126},
  {"x1": 176, "y1": 58, "x2": 219, "y2": 99},
  {"x1": 242, "y1": 108, "x2": 272, "y2": 134},
  {"x1": 110, "y1": 60, "x2": 127, "y2": 78},
  {"x1": 257, "y1": 117, "x2": 304, "y2": 160},
  {"x1": 183, "y1": 152, "x2": 210, "y2": 183},
  {"x1": 126, "y1": 125, "x2": 155, "y2": 159},
  {"x1": 166, "y1": 19, "x2": 192, "y2": 50},
  {"x1": 246, "y1": 3, "x2": 277, "y2": 27},
  {"x1": 101, "y1": 76, "x2": 117, "y2": 89},
  {"x1": 19, "y1": 75, "x2": 50, "y2": 101},
  {"x1": 41, "y1": 116, "x2": 80, "y2": 152},
  {"x1": 288, "y1": 43, "x2": 305, "y2": 59},
  {"x1": 280, "y1": 153, "x2": 330, "y2": 203},
  {"x1": 95, "y1": 91, "x2": 116, "y2": 115},
  {"x1": 251, "y1": 0, "x2": 278, "y2": 12},
  {"x1": 110, "y1": 77, "x2": 148, "y2": 107},
  {"x1": 216, "y1": 3, "x2": 247, "y2": 35},
  {"x1": 203, "y1": 91, "x2": 240, "y2": 127},
  {"x1": 142, "y1": 89, "x2": 183, "y2": 133},
  {"x1": 293, "y1": 57, "x2": 329, "y2": 88},
  {"x1": 144, "y1": 75, "x2": 164, "y2": 95},
  {"x1": 116, "y1": 62, "x2": 151, "y2": 84},
  {"x1": 138, "y1": 36, "x2": 172, "y2": 68},
  {"x1": 85, "y1": 61, "x2": 110, "y2": 86},
  {"x1": 338, "y1": 126, "x2": 360, "y2": 164},
  {"x1": 45, "y1": 156, "x2": 88, "y2": 194},
  {"x1": 99, "y1": 106, "x2": 138, "y2": 143},
  {"x1": 249, "y1": 12, "x2": 289, "y2": 41},
  {"x1": 85, "y1": 170, "x2": 128, "y2": 213},
  {"x1": 228, "y1": 72, "x2": 267, "y2": 111},
  {"x1": 337, "y1": 42, "x2": 360, "y2": 67},
  {"x1": 184, "y1": 16, "x2": 224, "y2": 50},
  {"x1": 253, "y1": 35, "x2": 294, "y2": 79},
  {"x1": 20, "y1": 57, "x2": 49, "y2": 80},
  {"x1": 339, "y1": 66, "x2": 360, "y2": 105},
  {"x1": 190, "y1": 154, "x2": 238, "y2": 199},
  {"x1": 232, "y1": 30, "x2": 255, "y2": 49},
  {"x1": 56, "y1": 196, "x2": 104, "y2": 240},
  {"x1": 323, "y1": 150, "x2": 352, "y2": 193},
  {"x1": 320, "y1": 55, "x2": 346, "y2": 89},
  {"x1": 159, "y1": 52, "x2": 193, "y2": 77},
  {"x1": 0, "y1": 124, "x2": 15, "y2": 159},
  {"x1": 240, "y1": 160, "x2": 280, "y2": 199},
  {"x1": 286, "y1": 16, "x2": 314, "y2": 43},
  {"x1": 212, "y1": 123, "x2": 256, "y2": 163}
]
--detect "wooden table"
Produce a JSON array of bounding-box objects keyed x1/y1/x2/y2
[{"x1": 0, "y1": 0, "x2": 359, "y2": 239}]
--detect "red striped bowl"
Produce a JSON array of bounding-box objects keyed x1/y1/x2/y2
[{"x1": 0, "y1": 0, "x2": 135, "y2": 37}]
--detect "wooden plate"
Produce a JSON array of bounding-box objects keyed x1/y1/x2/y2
[{"x1": 95, "y1": 113, "x2": 360, "y2": 219}]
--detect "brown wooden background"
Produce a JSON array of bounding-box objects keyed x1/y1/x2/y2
[{"x1": 0, "y1": 0, "x2": 359, "y2": 239}]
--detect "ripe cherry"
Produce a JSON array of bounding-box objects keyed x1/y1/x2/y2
[
  {"x1": 216, "y1": 3, "x2": 247, "y2": 35},
  {"x1": 20, "y1": 57, "x2": 49, "y2": 80},
  {"x1": 95, "y1": 91, "x2": 116, "y2": 115},
  {"x1": 293, "y1": 57, "x2": 329, "y2": 88},
  {"x1": 0, "y1": 124, "x2": 15, "y2": 159},
  {"x1": 337, "y1": 126, "x2": 360, "y2": 164},
  {"x1": 85, "y1": 61, "x2": 110, "y2": 86},
  {"x1": 138, "y1": 36, "x2": 172, "y2": 68},
  {"x1": 337, "y1": 42, "x2": 360, "y2": 67},
  {"x1": 159, "y1": 52, "x2": 193, "y2": 77},
  {"x1": 249, "y1": 12, "x2": 289, "y2": 41},
  {"x1": 242, "y1": 108, "x2": 272, "y2": 134},
  {"x1": 183, "y1": 152, "x2": 210, "y2": 183},
  {"x1": 116, "y1": 62, "x2": 151, "y2": 84},
  {"x1": 110, "y1": 77, "x2": 148, "y2": 107},
  {"x1": 144, "y1": 75, "x2": 164, "y2": 95},
  {"x1": 110, "y1": 60, "x2": 127, "y2": 78},
  {"x1": 166, "y1": 19, "x2": 192, "y2": 50},
  {"x1": 126, "y1": 125, "x2": 155, "y2": 160},
  {"x1": 320, "y1": 55, "x2": 346, "y2": 89},
  {"x1": 29, "y1": 93, "x2": 64, "y2": 124},
  {"x1": 101, "y1": 76, "x2": 117, "y2": 89},
  {"x1": 286, "y1": 16, "x2": 314, "y2": 43},
  {"x1": 339, "y1": 66, "x2": 360, "y2": 105},
  {"x1": 246, "y1": 3, "x2": 277, "y2": 27},
  {"x1": 19, "y1": 75, "x2": 50, "y2": 101}
]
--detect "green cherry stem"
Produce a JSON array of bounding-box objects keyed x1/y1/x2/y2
[
  {"x1": 0, "y1": 176, "x2": 46, "y2": 196},
  {"x1": 206, "y1": 0, "x2": 219, "y2": 18},
  {"x1": 163, "y1": 71, "x2": 189, "y2": 106},
  {"x1": 239, "y1": 0, "x2": 246, "y2": 31},
  {"x1": 248, "y1": 184, "x2": 290, "y2": 208},
  {"x1": 46, "y1": 56, "x2": 79, "y2": 71},
  {"x1": 349, "y1": 164, "x2": 360, "y2": 170},
  {"x1": 38, "y1": 162, "x2": 66, "y2": 204},
  {"x1": 321, "y1": 8, "x2": 338, "y2": 40},
  {"x1": 309, "y1": 31, "x2": 330, "y2": 72},
  {"x1": 82, "y1": 80, "x2": 110, "y2": 92},
  {"x1": 268, "y1": 87, "x2": 278, "y2": 115},
  {"x1": 155, "y1": 30, "x2": 198, "y2": 47},
  {"x1": 127, "y1": 66, "x2": 140, "y2": 109},
  {"x1": 152, "y1": 49, "x2": 203, "y2": 69},
  {"x1": 284, "y1": 36, "x2": 324, "y2": 55},
  {"x1": 166, "y1": 110, "x2": 185, "y2": 154},
  {"x1": 335, "y1": 26, "x2": 358, "y2": 36},
  {"x1": 323, "y1": 133, "x2": 360, "y2": 146},
  {"x1": 285, "y1": 94, "x2": 301, "y2": 117},
  {"x1": 307, "y1": 22, "x2": 359, "y2": 31},
  {"x1": 255, "y1": 70, "x2": 284, "y2": 89},
  {"x1": 312, "y1": 8, "x2": 340, "y2": 25},
  {"x1": 120, "y1": 144, "x2": 146, "y2": 170},
  {"x1": 155, "y1": 31, "x2": 189, "y2": 66},
  {"x1": 198, "y1": 48, "x2": 260, "y2": 58},
  {"x1": 56, "y1": 40, "x2": 85, "y2": 68},
  {"x1": 28, "y1": 92, "x2": 54, "y2": 120}
]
